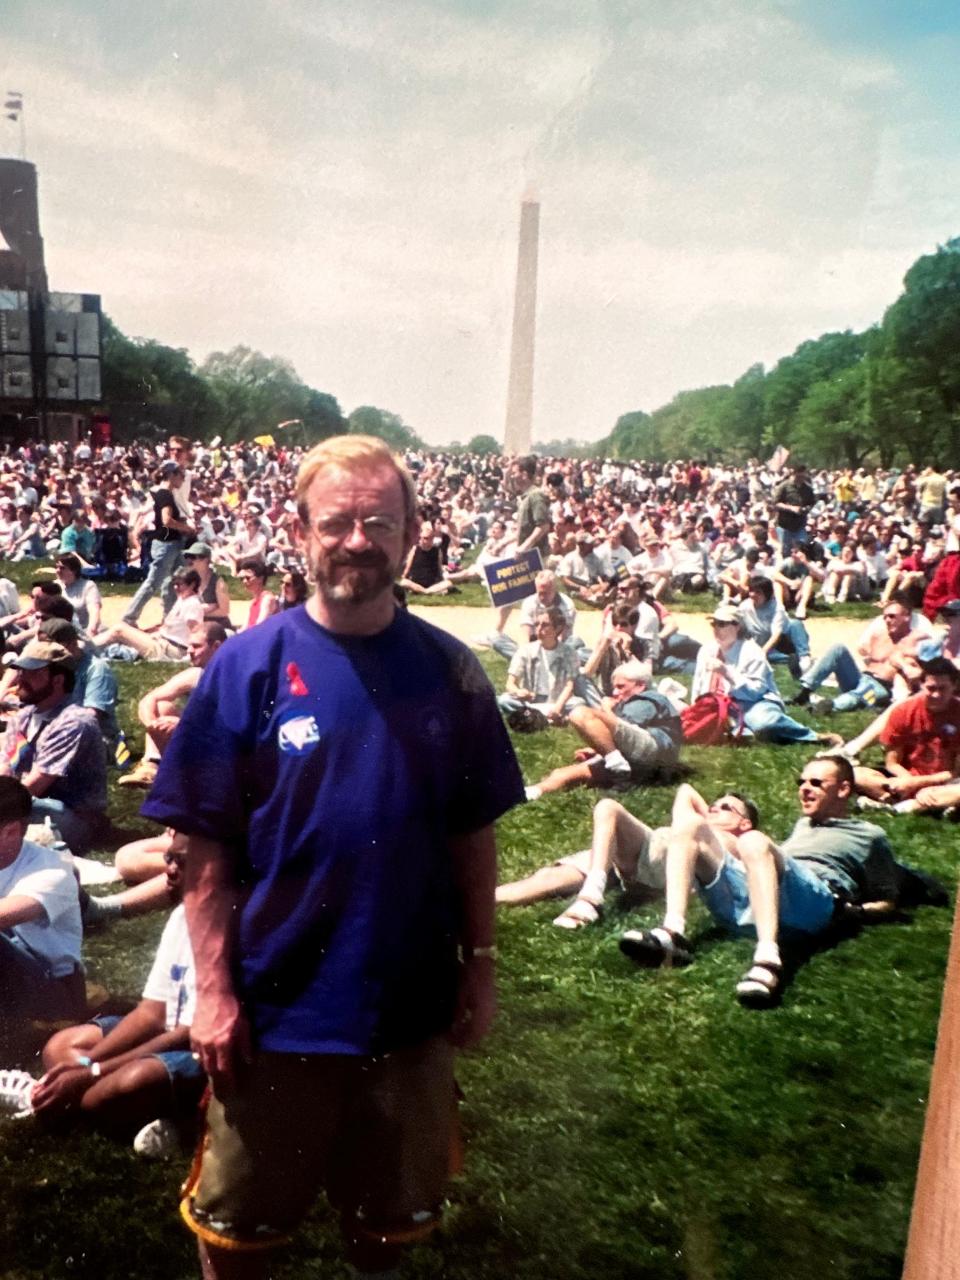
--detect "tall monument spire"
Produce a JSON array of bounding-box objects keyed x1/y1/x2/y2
[{"x1": 503, "y1": 188, "x2": 540, "y2": 453}]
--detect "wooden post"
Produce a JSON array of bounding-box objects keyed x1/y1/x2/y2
[{"x1": 903, "y1": 887, "x2": 960, "y2": 1280}]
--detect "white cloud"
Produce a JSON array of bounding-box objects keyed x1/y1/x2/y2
[{"x1": 1, "y1": 0, "x2": 953, "y2": 444}]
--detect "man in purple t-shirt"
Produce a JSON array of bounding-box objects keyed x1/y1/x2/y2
[{"x1": 144, "y1": 436, "x2": 523, "y2": 1280}]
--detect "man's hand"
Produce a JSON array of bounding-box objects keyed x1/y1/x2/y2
[
  {"x1": 147, "y1": 715, "x2": 180, "y2": 735},
  {"x1": 448, "y1": 957, "x2": 496, "y2": 1050},
  {"x1": 191, "y1": 990, "x2": 252, "y2": 1097},
  {"x1": 32, "y1": 1064, "x2": 92, "y2": 1115}
]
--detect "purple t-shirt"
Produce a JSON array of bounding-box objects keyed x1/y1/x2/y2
[{"x1": 143, "y1": 606, "x2": 524, "y2": 1055}]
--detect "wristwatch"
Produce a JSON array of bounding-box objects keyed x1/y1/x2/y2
[{"x1": 465, "y1": 944, "x2": 498, "y2": 961}]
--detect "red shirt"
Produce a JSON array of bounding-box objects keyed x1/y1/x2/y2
[{"x1": 881, "y1": 694, "x2": 960, "y2": 776}]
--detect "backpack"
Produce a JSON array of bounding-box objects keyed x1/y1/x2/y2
[{"x1": 680, "y1": 691, "x2": 742, "y2": 746}]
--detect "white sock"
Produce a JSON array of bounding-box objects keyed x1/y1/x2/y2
[
  {"x1": 662, "y1": 913, "x2": 686, "y2": 938},
  {"x1": 603, "y1": 749, "x2": 631, "y2": 774},
  {"x1": 753, "y1": 941, "x2": 781, "y2": 968},
  {"x1": 582, "y1": 869, "x2": 608, "y2": 903}
]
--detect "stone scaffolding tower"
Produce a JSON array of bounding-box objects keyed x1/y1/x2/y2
[{"x1": 503, "y1": 192, "x2": 540, "y2": 453}]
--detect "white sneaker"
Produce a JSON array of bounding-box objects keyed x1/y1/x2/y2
[
  {"x1": 0, "y1": 1069, "x2": 37, "y2": 1117},
  {"x1": 132, "y1": 1117, "x2": 179, "y2": 1159}
]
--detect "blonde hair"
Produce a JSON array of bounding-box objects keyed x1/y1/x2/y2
[{"x1": 295, "y1": 435, "x2": 418, "y2": 526}]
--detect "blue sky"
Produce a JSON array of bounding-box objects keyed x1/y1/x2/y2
[{"x1": 2, "y1": 1, "x2": 957, "y2": 444}]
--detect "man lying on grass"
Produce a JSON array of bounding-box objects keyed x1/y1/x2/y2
[
  {"x1": 619, "y1": 757, "x2": 911, "y2": 1007},
  {"x1": 498, "y1": 788, "x2": 752, "y2": 929}
]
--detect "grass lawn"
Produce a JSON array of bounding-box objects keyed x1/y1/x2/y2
[{"x1": 0, "y1": 572, "x2": 950, "y2": 1279}]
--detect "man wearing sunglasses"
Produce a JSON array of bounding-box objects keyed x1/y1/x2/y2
[{"x1": 620, "y1": 756, "x2": 905, "y2": 1007}]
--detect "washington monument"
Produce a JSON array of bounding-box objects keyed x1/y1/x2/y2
[{"x1": 503, "y1": 191, "x2": 540, "y2": 453}]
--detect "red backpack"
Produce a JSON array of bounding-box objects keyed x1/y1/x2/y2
[{"x1": 680, "y1": 691, "x2": 742, "y2": 746}]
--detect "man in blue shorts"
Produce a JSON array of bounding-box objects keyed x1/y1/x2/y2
[
  {"x1": 142, "y1": 435, "x2": 525, "y2": 1280},
  {"x1": 619, "y1": 755, "x2": 905, "y2": 1008}
]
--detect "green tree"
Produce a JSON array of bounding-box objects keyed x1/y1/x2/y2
[
  {"x1": 200, "y1": 346, "x2": 311, "y2": 443},
  {"x1": 465, "y1": 434, "x2": 501, "y2": 455},
  {"x1": 882, "y1": 237, "x2": 960, "y2": 460},
  {"x1": 347, "y1": 406, "x2": 423, "y2": 451}
]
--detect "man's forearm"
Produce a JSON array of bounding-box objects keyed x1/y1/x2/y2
[
  {"x1": 451, "y1": 825, "x2": 497, "y2": 953},
  {"x1": 184, "y1": 834, "x2": 240, "y2": 997}
]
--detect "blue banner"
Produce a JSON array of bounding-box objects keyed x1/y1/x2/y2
[{"x1": 483, "y1": 549, "x2": 543, "y2": 606}]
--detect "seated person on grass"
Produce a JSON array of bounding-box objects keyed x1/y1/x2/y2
[
  {"x1": 497, "y1": 607, "x2": 582, "y2": 725},
  {"x1": 692, "y1": 605, "x2": 840, "y2": 748},
  {"x1": 0, "y1": 776, "x2": 84, "y2": 1036},
  {"x1": 790, "y1": 592, "x2": 932, "y2": 713},
  {"x1": 771, "y1": 543, "x2": 823, "y2": 621},
  {"x1": 398, "y1": 521, "x2": 456, "y2": 596},
  {"x1": 737, "y1": 574, "x2": 812, "y2": 679},
  {"x1": 0, "y1": 640, "x2": 107, "y2": 857},
  {"x1": 582, "y1": 602, "x2": 647, "y2": 697},
  {"x1": 119, "y1": 621, "x2": 229, "y2": 791},
  {"x1": 490, "y1": 570, "x2": 578, "y2": 659},
  {"x1": 557, "y1": 532, "x2": 608, "y2": 605},
  {"x1": 89, "y1": 569, "x2": 205, "y2": 662},
  {"x1": 524, "y1": 660, "x2": 681, "y2": 799},
  {"x1": 618, "y1": 757, "x2": 912, "y2": 1008},
  {"x1": 854, "y1": 657, "x2": 960, "y2": 817},
  {"x1": 32, "y1": 845, "x2": 202, "y2": 1160},
  {"x1": 38, "y1": 618, "x2": 120, "y2": 757}
]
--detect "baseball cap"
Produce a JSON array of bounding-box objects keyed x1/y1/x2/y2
[
  {"x1": 38, "y1": 618, "x2": 79, "y2": 645},
  {"x1": 711, "y1": 604, "x2": 741, "y2": 625},
  {"x1": 5, "y1": 639, "x2": 76, "y2": 670},
  {"x1": 183, "y1": 542, "x2": 212, "y2": 558}
]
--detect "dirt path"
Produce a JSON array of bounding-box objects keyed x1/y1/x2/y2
[
  {"x1": 94, "y1": 595, "x2": 868, "y2": 651},
  {"x1": 404, "y1": 603, "x2": 867, "y2": 653}
]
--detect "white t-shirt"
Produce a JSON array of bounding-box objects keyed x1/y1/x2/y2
[
  {"x1": 519, "y1": 590, "x2": 577, "y2": 637},
  {"x1": 142, "y1": 904, "x2": 196, "y2": 1030},
  {"x1": 161, "y1": 595, "x2": 205, "y2": 647},
  {"x1": 0, "y1": 840, "x2": 81, "y2": 977}
]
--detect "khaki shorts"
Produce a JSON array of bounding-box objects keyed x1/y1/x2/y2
[
  {"x1": 181, "y1": 1037, "x2": 458, "y2": 1254},
  {"x1": 556, "y1": 823, "x2": 669, "y2": 894},
  {"x1": 145, "y1": 635, "x2": 189, "y2": 662}
]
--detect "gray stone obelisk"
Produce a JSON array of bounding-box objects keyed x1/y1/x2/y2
[{"x1": 503, "y1": 191, "x2": 539, "y2": 453}]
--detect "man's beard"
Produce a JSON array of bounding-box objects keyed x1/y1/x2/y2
[
  {"x1": 309, "y1": 545, "x2": 396, "y2": 606},
  {"x1": 18, "y1": 673, "x2": 55, "y2": 706}
]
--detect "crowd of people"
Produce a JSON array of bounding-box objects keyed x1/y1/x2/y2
[{"x1": 0, "y1": 433, "x2": 954, "y2": 1278}]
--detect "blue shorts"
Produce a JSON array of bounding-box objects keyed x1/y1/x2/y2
[
  {"x1": 91, "y1": 1014, "x2": 205, "y2": 1110},
  {"x1": 698, "y1": 850, "x2": 838, "y2": 936}
]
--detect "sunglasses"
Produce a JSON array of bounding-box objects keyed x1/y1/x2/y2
[
  {"x1": 796, "y1": 776, "x2": 828, "y2": 790},
  {"x1": 709, "y1": 800, "x2": 746, "y2": 817}
]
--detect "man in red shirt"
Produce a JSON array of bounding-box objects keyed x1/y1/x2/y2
[{"x1": 855, "y1": 657, "x2": 960, "y2": 816}]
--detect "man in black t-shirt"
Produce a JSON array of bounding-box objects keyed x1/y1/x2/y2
[{"x1": 772, "y1": 462, "x2": 815, "y2": 554}]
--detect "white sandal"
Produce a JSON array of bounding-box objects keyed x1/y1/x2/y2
[{"x1": 553, "y1": 896, "x2": 602, "y2": 929}]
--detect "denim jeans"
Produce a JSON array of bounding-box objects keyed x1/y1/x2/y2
[
  {"x1": 777, "y1": 527, "x2": 809, "y2": 555},
  {"x1": 767, "y1": 618, "x2": 811, "y2": 678},
  {"x1": 0, "y1": 932, "x2": 85, "y2": 1026},
  {"x1": 123, "y1": 537, "x2": 183, "y2": 624},
  {"x1": 657, "y1": 632, "x2": 701, "y2": 677},
  {"x1": 742, "y1": 699, "x2": 820, "y2": 744},
  {"x1": 800, "y1": 643, "x2": 891, "y2": 712}
]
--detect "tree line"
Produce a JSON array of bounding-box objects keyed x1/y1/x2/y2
[
  {"x1": 101, "y1": 235, "x2": 960, "y2": 464},
  {"x1": 101, "y1": 323, "x2": 428, "y2": 452},
  {"x1": 596, "y1": 237, "x2": 960, "y2": 467}
]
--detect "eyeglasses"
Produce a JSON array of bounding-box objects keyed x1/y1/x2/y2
[
  {"x1": 709, "y1": 800, "x2": 746, "y2": 817},
  {"x1": 313, "y1": 514, "x2": 401, "y2": 543},
  {"x1": 796, "y1": 776, "x2": 828, "y2": 790}
]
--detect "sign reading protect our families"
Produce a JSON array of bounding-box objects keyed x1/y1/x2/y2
[{"x1": 483, "y1": 549, "x2": 543, "y2": 605}]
